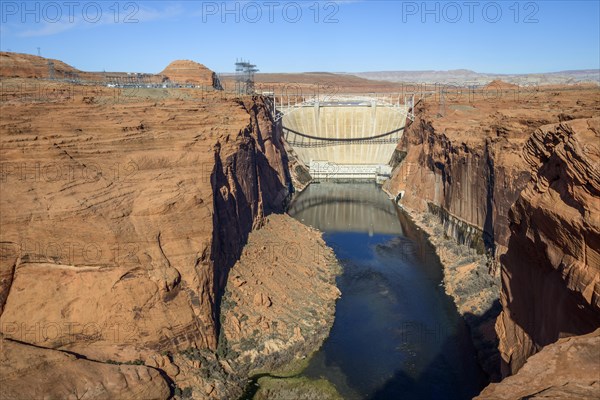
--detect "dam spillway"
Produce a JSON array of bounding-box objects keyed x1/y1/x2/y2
[{"x1": 277, "y1": 96, "x2": 411, "y2": 180}]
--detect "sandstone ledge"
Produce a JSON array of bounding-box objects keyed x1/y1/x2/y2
[{"x1": 477, "y1": 328, "x2": 600, "y2": 399}]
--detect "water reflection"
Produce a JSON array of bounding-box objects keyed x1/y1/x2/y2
[
  {"x1": 287, "y1": 183, "x2": 403, "y2": 235},
  {"x1": 288, "y1": 183, "x2": 485, "y2": 400}
]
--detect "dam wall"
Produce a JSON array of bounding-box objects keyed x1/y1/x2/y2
[{"x1": 279, "y1": 98, "x2": 410, "y2": 179}]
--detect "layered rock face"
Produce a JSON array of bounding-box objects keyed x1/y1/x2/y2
[
  {"x1": 203, "y1": 95, "x2": 292, "y2": 347},
  {"x1": 387, "y1": 86, "x2": 599, "y2": 256},
  {"x1": 386, "y1": 103, "x2": 537, "y2": 259},
  {"x1": 0, "y1": 336, "x2": 171, "y2": 400},
  {"x1": 0, "y1": 84, "x2": 272, "y2": 353},
  {"x1": 0, "y1": 73, "x2": 336, "y2": 398},
  {"x1": 385, "y1": 86, "x2": 600, "y2": 381},
  {"x1": 477, "y1": 328, "x2": 600, "y2": 399},
  {"x1": 496, "y1": 117, "x2": 600, "y2": 376}
]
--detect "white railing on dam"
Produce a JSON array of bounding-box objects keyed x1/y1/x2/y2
[{"x1": 309, "y1": 161, "x2": 393, "y2": 181}]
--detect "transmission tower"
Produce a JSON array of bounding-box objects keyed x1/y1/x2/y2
[
  {"x1": 235, "y1": 59, "x2": 259, "y2": 95},
  {"x1": 438, "y1": 86, "x2": 446, "y2": 117},
  {"x1": 47, "y1": 61, "x2": 55, "y2": 80}
]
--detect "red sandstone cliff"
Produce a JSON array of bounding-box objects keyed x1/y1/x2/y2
[
  {"x1": 385, "y1": 87, "x2": 600, "y2": 383},
  {"x1": 495, "y1": 117, "x2": 600, "y2": 376},
  {"x1": 0, "y1": 70, "x2": 337, "y2": 398},
  {"x1": 0, "y1": 52, "x2": 82, "y2": 79},
  {"x1": 477, "y1": 328, "x2": 600, "y2": 399}
]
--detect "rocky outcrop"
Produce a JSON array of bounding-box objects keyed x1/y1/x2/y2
[
  {"x1": 198, "y1": 96, "x2": 293, "y2": 351},
  {"x1": 384, "y1": 87, "x2": 600, "y2": 382},
  {"x1": 0, "y1": 71, "x2": 336, "y2": 399},
  {"x1": 0, "y1": 52, "x2": 82, "y2": 79},
  {"x1": 495, "y1": 117, "x2": 600, "y2": 376},
  {"x1": 219, "y1": 214, "x2": 341, "y2": 376},
  {"x1": 157, "y1": 214, "x2": 342, "y2": 400},
  {"x1": 160, "y1": 60, "x2": 221, "y2": 88},
  {"x1": 477, "y1": 328, "x2": 600, "y2": 399},
  {"x1": 0, "y1": 336, "x2": 171, "y2": 400},
  {"x1": 174, "y1": 213, "x2": 343, "y2": 399}
]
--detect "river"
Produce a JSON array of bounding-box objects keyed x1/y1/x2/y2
[{"x1": 287, "y1": 182, "x2": 486, "y2": 400}]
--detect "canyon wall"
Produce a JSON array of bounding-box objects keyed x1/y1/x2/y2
[
  {"x1": 495, "y1": 117, "x2": 600, "y2": 376},
  {"x1": 385, "y1": 103, "x2": 531, "y2": 259},
  {"x1": 0, "y1": 74, "x2": 338, "y2": 399},
  {"x1": 204, "y1": 96, "x2": 292, "y2": 347},
  {"x1": 385, "y1": 87, "x2": 600, "y2": 382},
  {"x1": 477, "y1": 328, "x2": 600, "y2": 399}
]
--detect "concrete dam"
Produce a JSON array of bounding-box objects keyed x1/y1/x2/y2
[{"x1": 277, "y1": 95, "x2": 412, "y2": 180}]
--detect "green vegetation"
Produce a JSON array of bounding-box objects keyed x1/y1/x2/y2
[
  {"x1": 181, "y1": 347, "x2": 203, "y2": 361},
  {"x1": 124, "y1": 359, "x2": 144, "y2": 365},
  {"x1": 174, "y1": 386, "x2": 193, "y2": 399},
  {"x1": 253, "y1": 376, "x2": 343, "y2": 400},
  {"x1": 268, "y1": 354, "x2": 313, "y2": 377}
]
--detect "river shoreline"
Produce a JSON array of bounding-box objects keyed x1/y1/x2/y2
[
  {"x1": 382, "y1": 186, "x2": 501, "y2": 381},
  {"x1": 285, "y1": 183, "x2": 485, "y2": 399},
  {"x1": 235, "y1": 181, "x2": 498, "y2": 400}
]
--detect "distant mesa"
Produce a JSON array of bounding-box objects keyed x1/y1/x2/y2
[
  {"x1": 0, "y1": 52, "x2": 81, "y2": 79},
  {"x1": 160, "y1": 60, "x2": 221, "y2": 88},
  {"x1": 484, "y1": 79, "x2": 520, "y2": 90},
  {"x1": 352, "y1": 69, "x2": 600, "y2": 86},
  {"x1": 0, "y1": 52, "x2": 222, "y2": 89}
]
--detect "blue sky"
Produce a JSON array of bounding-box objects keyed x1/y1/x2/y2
[{"x1": 1, "y1": 1, "x2": 598, "y2": 74}]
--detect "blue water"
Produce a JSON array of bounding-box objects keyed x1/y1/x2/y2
[{"x1": 288, "y1": 182, "x2": 486, "y2": 400}]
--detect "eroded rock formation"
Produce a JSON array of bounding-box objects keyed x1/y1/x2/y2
[
  {"x1": 0, "y1": 336, "x2": 171, "y2": 400},
  {"x1": 495, "y1": 117, "x2": 600, "y2": 376},
  {"x1": 0, "y1": 52, "x2": 82, "y2": 79},
  {"x1": 215, "y1": 214, "x2": 341, "y2": 395},
  {"x1": 0, "y1": 64, "x2": 338, "y2": 399},
  {"x1": 477, "y1": 328, "x2": 600, "y2": 399},
  {"x1": 385, "y1": 86, "x2": 600, "y2": 383},
  {"x1": 160, "y1": 60, "x2": 222, "y2": 88}
]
